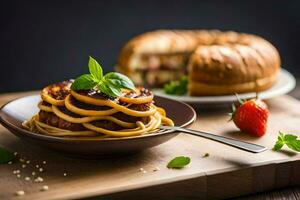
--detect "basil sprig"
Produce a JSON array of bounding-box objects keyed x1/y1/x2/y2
[
  {"x1": 71, "y1": 56, "x2": 135, "y2": 97},
  {"x1": 273, "y1": 132, "x2": 300, "y2": 152}
]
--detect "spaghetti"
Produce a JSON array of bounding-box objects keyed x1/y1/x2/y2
[{"x1": 23, "y1": 80, "x2": 174, "y2": 138}]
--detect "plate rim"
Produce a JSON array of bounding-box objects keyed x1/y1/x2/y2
[
  {"x1": 154, "y1": 69, "x2": 296, "y2": 103},
  {"x1": 0, "y1": 95, "x2": 197, "y2": 143}
]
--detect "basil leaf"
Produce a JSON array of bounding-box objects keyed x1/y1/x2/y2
[
  {"x1": 278, "y1": 133, "x2": 284, "y2": 142},
  {"x1": 164, "y1": 76, "x2": 188, "y2": 95},
  {"x1": 273, "y1": 132, "x2": 300, "y2": 152},
  {"x1": 89, "y1": 56, "x2": 103, "y2": 80},
  {"x1": 286, "y1": 140, "x2": 300, "y2": 152},
  {"x1": 107, "y1": 85, "x2": 122, "y2": 97},
  {"x1": 104, "y1": 72, "x2": 135, "y2": 90},
  {"x1": 105, "y1": 79, "x2": 123, "y2": 88},
  {"x1": 167, "y1": 156, "x2": 190, "y2": 169},
  {"x1": 284, "y1": 134, "x2": 297, "y2": 141},
  {"x1": 97, "y1": 81, "x2": 121, "y2": 97},
  {"x1": 0, "y1": 147, "x2": 15, "y2": 164},
  {"x1": 71, "y1": 74, "x2": 97, "y2": 90},
  {"x1": 97, "y1": 81, "x2": 111, "y2": 96},
  {"x1": 273, "y1": 141, "x2": 284, "y2": 151}
]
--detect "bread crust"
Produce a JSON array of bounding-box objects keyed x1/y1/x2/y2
[
  {"x1": 188, "y1": 73, "x2": 277, "y2": 96},
  {"x1": 117, "y1": 30, "x2": 281, "y2": 95}
]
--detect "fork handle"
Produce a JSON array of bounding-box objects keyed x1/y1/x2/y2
[{"x1": 174, "y1": 127, "x2": 267, "y2": 153}]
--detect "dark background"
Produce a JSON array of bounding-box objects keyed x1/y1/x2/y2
[{"x1": 1, "y1": 0, "x2": 299, "y2": 93}]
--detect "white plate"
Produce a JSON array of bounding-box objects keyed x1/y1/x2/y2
[{"x1": 154, "y1": 69, "x2": 296, "y2": 104}]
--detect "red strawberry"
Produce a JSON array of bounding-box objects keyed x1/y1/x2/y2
[{"x1": 230, "y1": 98, "x2": 269, "y2": 137}]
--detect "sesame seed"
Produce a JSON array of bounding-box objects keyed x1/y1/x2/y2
[
  {"x1": 16, "y1": 170, "x2": 20, "y2": 174},
  {"x1": 16, "y1": 174, "x2": 21, "y2": 178},
  {"x1": 25, "y1": 177, "x2": 30, "y2": 181},
  {"x1": 32, "y1": 171, "x2": 36, "y2": 176},
  {"x1": 40, "y1": 185, "x2": 49, "y2": 191},
  {"x1": 42, "y1": 161, "x2": 46, "y2": 164},
  {"x1": 8, "y1": 161, "x2": 12, "y2": 165},
  {"x1": 63, "y1": 173, "x2": 67, "y2": 177},
  {"x1": 22, "y1": 164, "x2": 26, "y2": 168},
  {"x1": 19, "y1": 158, "x2": 25, "y2": 163},
  {"x1": 36, "y1": 165, "x2": 39, "y2": 168},
  {"x1": 39, "y1": 168, "x2": 43, "y2": 172},
  {"x1": 26, "y1": 160, "x2": 30, "y2": 164},
  {"x1": 14, "y1": 152, "x2": 18, "y2": 156},
  {"x1": 15, "y1": 190, "x2": 25, "y2": 196},
  {"x1": 13, "y1": 170, "x2": 17, "y2": 174},
  {"x1": 139, "y1": 168, "x2": 144, "y2": 172},
  {"x1": 142, "y1": 170, "x2": 147, "y2": 174}
]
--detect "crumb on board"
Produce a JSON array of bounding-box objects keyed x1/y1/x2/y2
[
  {"x1": 34, "y1": 177, "x2": 44, "y2": 183},
  {"x1": 40, "y1": 185, "x2": 49, "y2": 191},
  {"x1": 15, "y1": 190, "x2": 25, "y2": 196},
  {"x1": 203, "y1": 153, "x2": 210, "y2": 157},
  {"x1": 153, "y1": 166, "x2": 160, "y2": 172}
]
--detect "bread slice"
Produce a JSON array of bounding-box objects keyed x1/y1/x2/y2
[{"x1": 117, "y1": 30, "x2": 281, "y2": 95}]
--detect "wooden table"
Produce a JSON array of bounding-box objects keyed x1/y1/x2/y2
[
  {"x1": 0, "y1": 86, "x2": 299, "y2": 200},
  {"x1": 235, "y1": 81, "x2": 300, "y2": 200}
]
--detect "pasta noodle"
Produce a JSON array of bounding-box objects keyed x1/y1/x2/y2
[{"x1": 23, "y1": 81, "x2": 174, "y2": 138}]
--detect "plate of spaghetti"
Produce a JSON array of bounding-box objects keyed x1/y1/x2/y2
[{"x1": 0, "y1": 57, "x2": 196, "y2": 157}]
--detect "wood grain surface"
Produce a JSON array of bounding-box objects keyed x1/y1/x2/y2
[{"x1": 0, "y1": 91, "x2": 299, "y2": 200}]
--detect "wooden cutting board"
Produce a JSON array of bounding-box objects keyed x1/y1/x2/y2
[{"x1": 0, "y1": 92, "x2": 299, "y2": 200}]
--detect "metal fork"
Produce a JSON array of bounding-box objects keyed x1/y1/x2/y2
[{"x1": 160, "y1": 126, "x2": 267, "y2": 153}]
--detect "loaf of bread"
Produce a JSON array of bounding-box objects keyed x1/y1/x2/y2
[{"x1": 116, "y1": 30, "x2": 280, "y2": 95}]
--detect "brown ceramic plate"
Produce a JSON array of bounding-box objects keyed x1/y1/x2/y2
[{"x1": 0, "y1": 95, "x2": 196, "y2": 157}]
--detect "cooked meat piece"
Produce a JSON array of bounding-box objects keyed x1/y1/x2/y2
[
  {"x1": 91, "y1": 120, "x2": 123, "y2": 131},
  {"x1": 144, "y1": 69, "x2": 186, "y2": 87},
  {"x1": 41, "y1": 101, "x2": 52, "y2": 107},
  {"x1": 139, "y1": 53, "x2": 190, "y2": 70},
  {"x1": 38, "y1": 110, "x2": 85, "y2": 131},
  {"x1": 112, "y1": 102, "x2": 150, "y2": 124},
  {"x1": 39, "y1": 110, "x2": 58, "y2": 126},
  {"x1": 128, "y1": 102, "x2": 151, "y2": 111},
  {"x1": 123, "y1": 87, "x2": 152, "y2": 98},
  {"x1": 57, "y1": 118, "x2": 85, "y2": 131},
  {"x1": 77, "y1": 89, "x2": 116, "y2": 100},
  {"x1": 70, "y1": 96, "x2": 112, "y2": 111},
  {"x1": 46, "y1": 80, "x2": 73, "y2": 100}
]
